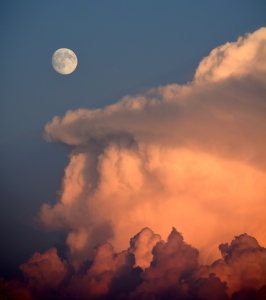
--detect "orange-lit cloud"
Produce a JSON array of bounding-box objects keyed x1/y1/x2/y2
[
  {"x1": 1, "y1": 228, "x2": 265, "y2": 299},
  {"x1": 38, "y1": 28, "x2": 266, "y2": 271},
  {"x1": 19, "y1": 248, "x2": 68, "y2": 293},
  {"x1": 196, "y1": 233, "x2": 266, "y2": 296}
]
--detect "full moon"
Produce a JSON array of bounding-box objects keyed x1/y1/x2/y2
[{"x1": 52, "y1": 48, "x2": 78, "y2": 75}]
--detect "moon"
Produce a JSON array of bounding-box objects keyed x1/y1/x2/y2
[{"x1": 52, "y1": 48, "x2": 78, "y2": 75}]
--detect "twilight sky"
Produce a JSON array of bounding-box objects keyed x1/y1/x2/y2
[{"x1": 0, "y1": 1, "x2": 266, "y2": 299}]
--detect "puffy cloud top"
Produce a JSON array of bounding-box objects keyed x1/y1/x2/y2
[{"x1": 194, "y1": 27, "x2": 266, "y2": 83}]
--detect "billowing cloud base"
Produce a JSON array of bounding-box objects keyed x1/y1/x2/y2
[
  {"x1": 1, "y1": 28, "x2": 266, "y2": 299},
  {"x1": 1, "y1": 228, "x2": 266, "y2": 299}
]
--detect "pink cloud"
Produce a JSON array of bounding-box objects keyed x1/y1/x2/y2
[
  {"x1": 38, "y1": 28, "x2": 266, "y2": 269},
  {"x1": 2, "y1": 228, "x2": 265, "y2": 299}
]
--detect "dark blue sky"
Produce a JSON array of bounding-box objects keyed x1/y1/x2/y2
[{"x1": 0, "y1": 0, "x2": 265, "y2": 278}]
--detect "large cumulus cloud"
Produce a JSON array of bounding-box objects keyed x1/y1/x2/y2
[{"x1": 37, "y1": 27, "x2": 266, "y2": 270}]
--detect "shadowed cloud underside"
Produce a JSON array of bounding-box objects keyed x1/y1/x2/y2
[{"x1": 1, "y1": 228, "x2": 266, "y2": 299}]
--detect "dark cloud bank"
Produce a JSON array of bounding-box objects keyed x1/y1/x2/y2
[{"x1": 1, "y1": 228, "x2": 266, "y2": 299}]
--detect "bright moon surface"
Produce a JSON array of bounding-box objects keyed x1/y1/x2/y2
[{"x1": 52, "y1": 48, "x2": 78, "y2": 75}]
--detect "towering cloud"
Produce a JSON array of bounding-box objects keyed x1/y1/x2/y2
[{"x1": 38, "y1": 28, "x2": 266, "y2": 269}]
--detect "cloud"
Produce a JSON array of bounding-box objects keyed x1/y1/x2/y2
[
  {"x1": 0, "y1": 278, "x2": 31, "y2": 300},
  {"x1": 37, "y1": 28, "x2": 266, "y2": 270},
  {"x1": 129, "y1": 228, "x2": 199, "y2": 299},
  {"x1": 65, "y1": 243, "x2": 137, "y2": 299},
  {"x1": 196, "y1": 233, "x2": 266, "y2": 296},
  {"x1": 1, "y1": 229, "x2": 266, "y2": 299},
  {"x1": 18, "y1": 248, "x2": 69, "y2": 299},
  {"x1": 194, "y1": 28, "x2": 266, "y2": 83},
  {"x1": 129, "y1": 227, "x2": 161, "y2": 269}
]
